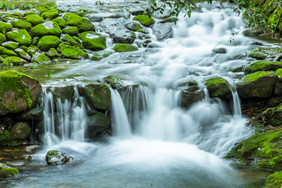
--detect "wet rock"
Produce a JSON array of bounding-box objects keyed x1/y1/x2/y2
[
  {"x1": 46, "y1": 150, "x2": 73, "y2": 165},
  {"x1": 3, "y1": 56, "x2": 27, "y2": 66},
  {"x1": 24, "y1": 14, "x2": 44, "y2": 26},
  {"x1": 90, "y1": 50, "x2": 113, "y2": 61},
  {"x1": 160, "y1": 17, "x2": 178, "y2": 23},
  {"x1": 31, "y1": 21, "x2": 62, "y2": 37},
  {"x1": 125, "y1": 21, "x2": 148, "y2": 34},
  {"x1": 274, "y1": 69, "x2": 282, "y2": 95},
  {"x1": 133, "y1": 15, "x2": 155, "y2": 27},
  {"x1": 180, "y1": 84, "x2": 205, "y2": 108},
  {"x1": 42, "y1": 9, "x2": 59, "y2": 20},
  {"x1": 152, "y1": 23, "x2": 173, "y2": 41},
  {"x1": 112, "y1": 30, "x2": 136, "y2": 44},
  {"x1": 46, "y1": 86, "x2": 75, "y2": 103},
  {"x1": 0, "y1": 163, "x2": 19, "y2": 179},
  {"x1": 212, "y1": 48, "x2": 227, "y2": 54},
  {"x1": 37, "y1": 35, "x2": 61, "y2": 51},
  {"x1": 11, "y1": 20, "x2": 31, "y2": 30},
  {"x1": 104, "y1": 75, "x2": 123, "y2": 89},
  {"x1": 2, "y1": 41, "x2": 19, "y2": 50},
  {"x1": 10, "y1": 122, "x2": 31, "y2": 140},
  {"x1": 32, "y1": 52, "x2": 51, "y2": 64},
  {"x1": 249, "y1": 47, "x2": 282, "y2": 61},
  {"x1": 32, "y1": 37, "x2": 39, "y2": 46},
  {"x1": 20, "y1": 106, "x2": 43, "y2": 121},
  {"x1": 87, "y1": 112, "x2": 110, "y2": 138},
  {"x1": 63, "y1": 13, "x2": 95, "y2": 32},
  {"x1": 78, "y1": 84, "x2": 111, "y2": 111},
  {"x1": 130, "y1": 8, "x2": 145, "y2": 15},
  {"x1": 237, "y1": 71, "x2": 278, "y2": 99},
  {"x1": 113, "y1": 44, "x2": 138, "y2": 52},
  {"x1": 243, "y1": 28, "x2": 264, "y2": 37},
  {"x1": 62, "y1": 26, "x2": 79, "y2": 36},
  {"x1": 205, "y1": 77, "x2": 232, "y2": 99},
  {"x1": 252, "y1": 104, "x2": 282, "y2": 127},
  {"x1": 0, "y1": 70, "x2": 41, "y2": 116},
  {"x1": 57, "y1": 43, "x2": 88, "y2": 59},
  {"x1": 245, "y1": 60, "x2": 282, "y2": 74},
  {"x1": 79, "y1": 31, "x2": 106, "y2": 51},
  {"x1": 6, "y1": 29, "x2": 32, "y2": 46}
]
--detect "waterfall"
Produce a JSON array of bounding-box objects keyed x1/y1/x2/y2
[{"x1": 42, "y1": 87, "x2": 87, "y2": 146}]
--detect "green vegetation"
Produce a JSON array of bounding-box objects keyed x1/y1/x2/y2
[
  {"x1": 265, "y1": 171, "x2": 282, "y2": 187},
  {"x1": 113, "y1": 44, "x2": 138, "y2": 52},
  {"x1": 63, "y1": 13, "x2": 95, "y2": 32},
  {"x1": 245, "y1": 61, "x2": 282, "y2": 74},
  {"x1": 205, "y1": 77, "x2": 231, "y2": 99},
  {"x1": 79, "y1": 31, "x2": 106, "y2": 51},
  {"x1": 133, "y1": 15, "x2": 155, "y2": 27},
  {"x1": 242, "y1": 71, "x2": 277, "y2": 83},
  {"x1": 0, "y1": 163, "x2": 19, "y2": 179},
  {"x1": 24, "y1": 14, "x2": 45, "y2": 26},
  {"x1": 6, "y1": 29, "x2": 32, "y2": 46},
  {"x1": 37, "y1": 35, "x2": 61, "y2": 51}
]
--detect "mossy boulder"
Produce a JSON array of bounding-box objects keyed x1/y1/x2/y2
[
  {"x1": 79, "y1": 31, "x2": 106, "y2": 51},
  {"x1": 3, "y1": 56, "x2": 27, "y2": 66},
  {"x1": 0, "y1": 163, "x2": 19, "y2": 179},
  {"x1": 15, "y1": 48, "x2": 31, "y2": 61},
  {"x1": 125, "y1": 22, "x2": 148, "y2": 34},
  {"x1": 46, "y1": 48, "x2": 59, "y2": 59},
  {"x1": 57, "y1": 43, "x2": 87, "y2": 59},
  {"x1": 42, "y1": 9, "x2": 59, "y2": 20},
  {"x1": 133, "y1": 15, "x2": 155, "y2": 27},
  {"x1": 32, "y1": 52, "x2": 51, "y2": 64},
  {"x1": 180, "y1": 83, "x2": 205, "y2": 108},
  {"x1": 6, "y1": 29, "x2": 32, "y2": 46},
  {"x1": 24, "y1": 14, "x2": 44, "y2": 26},
  {"x1": 62, "y1": 26, "x2": 79, "y2": 36},
  {"x1": 2, "y1": 41, "x2": 19, "y2": 50},
  {"x1": 0, "y1": 33, "x2": 6, "y2": 44},
  {"x1": 90, "y1": 50, "x2": 113, "y2": 61},
  {"x1": 36, "y1": 6, "x2": 49, "y2": 13},
  {"x1": 11, "y1": 20, "x2": 31, "y2": 30},
  {"x1": 0, "y1": 70, "x2": 41, "y2": 116},
  {"x1": 63, "y1": 13, "x2": 95, "y2": 32},
  {"x1": 254, "y1": 104, "x2": 282, "y2": 128},
  {"x1": 46, "y1": 150, "x2": 73, "y2": 165},
  {"x1": 237, "y1": 71, "x2": 278, "y2": 98},
  {"x1": 104, "y1": 75, "x2": 123, "y2": 89},
  {"x1": 226, "y1": 129, "x2": 282, "y2": 172},
  {"x1": 32, "y1": 37, "x2": 39, "y2": 46},
  {"x1": 27, "y1": 46, "x2": 38, "y2": 56},
  {"x1": 0, "y1": 46, "x2": 17, "y2": 56},
  {"x1": 37, "y1": 35, "x2": 61, "y2": 51},
  {"x1": 52, "y1": 17, "x2": 67, "y2": 28},
  {"x1": 0, "y1": 22, "x2": 12, "y2": 34},
  {"x1": 205, "y1": 77, "x2": 232, "y2": 99},
  {"x1": 31, "y1": 21, "x2": 62, "y2": 37},
  {"x1": 87, "y1": 112, "x2": 110, "y2": 138},
  {"x1": 10, "y1": 122, "x2": 31, "y2": 140},
  {"x1": 265, "y1": 171, "x2": 282, "y2": 188},
  {"x1": 78, "y1": 84, "x2": 111, "y2": 111},
  {"x1": 113, "y1": 44, "x2": 138, "y2": 52},
  {"x1": 245, "y1": 61, "x2": 282, "y2": 74},
  {"x1": 249, "y1": 48, "x2": 282, "y2": 60},
  {"x1": 62, "y1": 34, "x2": 82, "y2": 48}
]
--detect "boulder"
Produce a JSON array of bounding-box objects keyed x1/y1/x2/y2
[
  {"x1": 0, "y1": 46, "x2": 17, "y2": 56},
  {"x1": 3, "y1": 56, "x2": 27, "y2": 66},
  {"x1": 237, "y1": 71, "x2": 278, "y2": 98},
  {"x1": 0, "y1": 163, "x2": 19, "y2": 179},
  {"x1": 205, "y1": 77, "x2": 232, "y2": 99},
  {"x1": 15, "y1": 48, "x2": 31, "y2": 61},
  {"x1": 24, "y1": 14, "x2": 44, "y2": 26},
  {"x1": 10, "y1": 122, "x2": 31, "y2": 140},
  {"x1": 31, "y1": 21, "x2": 62, "y2": 37},
  {"x1": 133, "y1": 15, "x2": 155, "y2": 27},
  {"x1": 87, "y1": 112, "x2": 110, "y2": 138},
  {"x1": 180, "y1": 84, "x2": 205, "y2": 108},
  {"x1": 152, "y1": 23, "x2": 173, "y2": 41},
  {"x1": 79, "y1": 31, "x2": 106, "y2": 51},
  {"x1": 45, "y1": 48, "x2": 59, "y2": 59},
  {"x1": 160, "y1": 17, "x2": 178, "y2": 23},
  {"x1": 32, "y1": 37, "x2": 39, "y2": 46},
  {"x1": 6, "y1": 29, "x2": 32, "y2": 46},
  {"x1": 62, "y1": 34, "x2": 82, "y2": 48},
  {"x1": 46, "y1": 150, "x2": 73, "y2": 165},
  {"x1": 57, "y1": 43, "x2": 87, "y2": 59},
  {"x1": 2, "y1": 41, "x2": 19, "y2": 50},
  {"x1": 11, "y1": 20, "x2": 31, "y2": 30},
  {"x1": 212, "y1": 48, "x2": 227, "y2": 54},
  {"x1": 113, "y1": 44, "x2": 138, "y2": 52},
  {"x1": 32, "y1": 52, "x2": 51, "y2": 64},
  {"x1": 104, "y1": 75, "x2": 123, "y2": 89},
  {"x1": 27, "y1": 46, "x2": 38, "y2": 56},
  {"x1": 78, "y1": 84, "x2": 111, "y2": 111},
  {"x1": 0, "y1": 70, "x2": 41, "y2": 116},
  {"x1": 112, "y1": 30, "x2": 136, "y2": 44},
  {"x1": 37, "y1": 35, "x2": 61, "y2": 51},
  {"x1": 245, "y1": 60, "x2": 282, "y2": 74},
  {"x1": 42, "y1": 9, "x2": 59, "y2": 20},
  {"x1": 0, "y1": 22, "x2": 12, "y2": 34},
  {"x1": 20, "y1": 107, "x2": 43, "y2": 121},
  {"x1": 125, "y1": 21, "x2": 148, "y2": 34},
  {"x1": 62, "y1": 26, "x2": 79, "y2": 36},
  {"x1": 52, "y1": 17, "x2": 67, "y2": 28},
  {"x1": 63, "y1": 13, "x2": 95, "y2": 32},
  {"x1": 0, "y1": 33, "x2": 6, "y2": 44},
  {"x1": 46, "y1": 86, "x2": 75, "y2": 103}
]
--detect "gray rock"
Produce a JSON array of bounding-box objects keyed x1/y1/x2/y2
[
  {"x1": 152, "y1": 23, "x2": 173, "y2": 41},
  {"x1": 87, "y1": 112, "x2": 110, "y2": 138},
  {"x1": 11, "y1": 122, "x2": 31, "y2": 140}
]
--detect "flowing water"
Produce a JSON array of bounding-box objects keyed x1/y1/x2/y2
[{"x1": 4, "y1": 0, "x2": 280, "y2": 187}]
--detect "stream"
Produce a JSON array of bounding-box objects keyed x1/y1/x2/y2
[{"x1": 2, "y1": 0, "x2": 281, "y2": 187}]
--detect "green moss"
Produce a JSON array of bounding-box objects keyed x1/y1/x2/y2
[
  {"x1": 2, "y1": 41, "x2": 19, "y2": 50},
  {"x1": 0, "y1": 130, "x2": 12, "y2": 141},
  {"x1": 113, "y1": 44, "x2": 138, "y2": 52},
  {"x1": 27, "y1": 46, "x2": 38, "y2": 56},
  {"x1": 52, "y1": 17, "x2": 67, "y2": 28},
  {"x1": 6, "y1": 29, "x2": 32, "y2": 46},
  {"x1": 0, "y1": 46, "x2": 17, "y2": 56},
  {"x1": 32, "y1": 37, "x2": 40, "y2": 46},
  {"x1": 11, "y1": 20, "x2": 32, "y2": 30},
  {"x1": 242, "y1": 71, "x2": 277, "y2": 83},
  {"x1": 62, "y1": 34, "x2": 82, "y2": 48},
  {"x1": 30, "y1": 21, "x2": 62, "y2": 37},
  {"x1": 62, "y1": 26, "x2": 79, "y2": 36},
  {"x1": 245, "y1": 61, "x2": 282, "y2": 74},
  {"x1": 0, "y1": 33, "x2": 6, "y2": 44},
  {"x1": 32, "y1": 53, "x2": 51, "y2": 64},
  {"x1": 37, "y1": 35, "x2": 61, "y2": 51},
  {"x1": 46, "y1": 48, "x2": 59, "y2": 58},
  {"x1": 57, "y1": 43, "x2": 86, "y2": 59},
  {"x1": 63, "y1": 13, "x2": 95, "y2": 32},
  {"x1": 205, "y1": 77, "x2": 231, "y2": 98},
  {"x1": 104, "y1": 75, "x2": 122, "y2": 89},
  {"x1": 3, "y1": 56, "x2": 26, "y2": 66},
  {"x1": 160, "y1": 17, "x2": 178, "y2": 23},
  {"x1": 276, "y1": 69, "x2": 282, "y2": 78},
  {"x1": 42, "y1": 9, "x2": 59, "y2": 19},
  {"x1": 265, "y1": 171, "x2": 282, "y2": 187},
  {"x1": 257, "y1": 155, "x2": 282, "y2": 171},
  {"x1": 133, "y1": 15, "x2": 155, "y2": 27},
  {"x1": 79, "y1": 31, "x2": 106, "y2": 51},
  {"x1": 90, "y1": 50, "x2": 113, "y2": 61},
  {"x1": 0, "y1": 22, "x2": 12, "y2": 34},
  {"x1": 24, "y1": 14, "x2": 44, "y2": 26},
  {"x1": 0, "y1": 163, "x2": 19, "y2": 178},
  {"x1": 47, "y1": 150, "x2": 59, "y2": 156}
]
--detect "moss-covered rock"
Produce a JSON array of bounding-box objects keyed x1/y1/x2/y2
[
  {"x1": 160, "y1": 17, "x2": 178, "y2": 23},
  {"x1": 3, "y1": 56, "x2": 27, "y2": 66},
  {"x1": 6, "y1": 29, "x2": 32, "y2": 46},
  {"x1": 37, "y1": 35, "x2": 61, "y2": 51},
  {"x1": 78, "y1": 84, "x2": 111, "y2": 111},
  {"x1": 24, "y1": 14, "x2": 44, "y2": 26},
  {"x1": 62, "y1": 34, "x2": 82, "y2": 48},
  {"x1": 32, "y1": 52, "x2": 51, "y2": 64},
  {"x1": 2, "y1": 41, "x2": 19, "y2": 50},
  {"x1": 45, "y1": 48, "x2": 59, "y2": 58},
  {"x1": 0, "y1": 33, "x2": 6, "y2": 44},
  {"x1": 27, "y1": 46, "x2": 38, "y2": 56},
  {"x1": 52, "y1": 17, "x2": 67, "y2": 28},
  {"x1": 0, "y1": 163, "x2": 19, "y2": 179},
  {"x1": 0, "y1": 22, "x2": 12, "y2": 34},
  {"x1": 104, "y1": 75, "x2": 123, "y2": 89},
  {"x1": 268, "y1": 6, "x2": 282, "y2": 34},
  {"x1": 180, "y1": 83, "x2": 205, "y2": 108},
  {"x1": 265, "y1": 171, "x2": 282, "y2": 188},
  {"x1": 10, "y1": 122, "x2": 31, "y2": 140},
  {"x1": 46, "y1": 150, "x2": 73, "y2": 165},
  {"x1": 205, "y1": 77, "x2": 232, "y2": 99},
  {"x1": 62, "y1": 26, "x2": 79, "y2": 36},
  {"x1": 57, "y1": 43, "x2": 87, "y2": 59},
  {"x1": 90, "y1": 50, "x2": 113, "y2": 61},
  {"x1": 42, "y1": 9, "x2": 59, "y2": 20},
  {"x1": 249, "y1": 48, "x2": 282, "y2": 60},
  {"x1": 87, "y1": 112, "x2": 110, "y2": 138},
  {"x1": 0, "y1": 46, "x2": 17, "y2": 56},
  {"x1": 11, "y1": 20, "x2": 31, "y2": 30},
  {"x1": 15, "y1": 48, "x2": 31, "y2": 61},
  {"x1": 125, "y1": 22, "x2": 148, "y2": 34},
  {"x1": 63, "y1": 13, "x2": 95, "y2": 32},
  {"x1": 79, "y1": 31, "x2": 106, "y2": 51},
  {"x1": 0, "y1": 70, "x2": 41, "y2": 116},
  {"x1": 113, "y1": 44, "x2": 138, "y2": 52},
  {"x1": 237, "y1": 71, "x2": 278, "y2": 98},
  {"x1": 32, "y1": 37, "x2": 39, "y2": 46},
  {"x1": 245, "y1": 61, "x2": 282, "y2": 74},
  {"x1": 31, "y1": 21, "x2": 62, "y2": 37},
  {"x1": 133, "y1": 15, "x2": 155, "y2": 27},
  {"x1": 36, "y1": 6, "x2": 49, "y2": 13}
]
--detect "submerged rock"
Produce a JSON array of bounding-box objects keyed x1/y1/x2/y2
[
  {"x1": 152, "y1": 23, "x2": 173, "y2": 41},
  {"x1": 46, "y1": 150, "x2": 73, "y2": 165},
  {"x1": 87, "y1": 112, "x2": 110, "y2": 138},
  {"x1": 0, "y1": 163, "x2": 19, "y2": 179}
]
